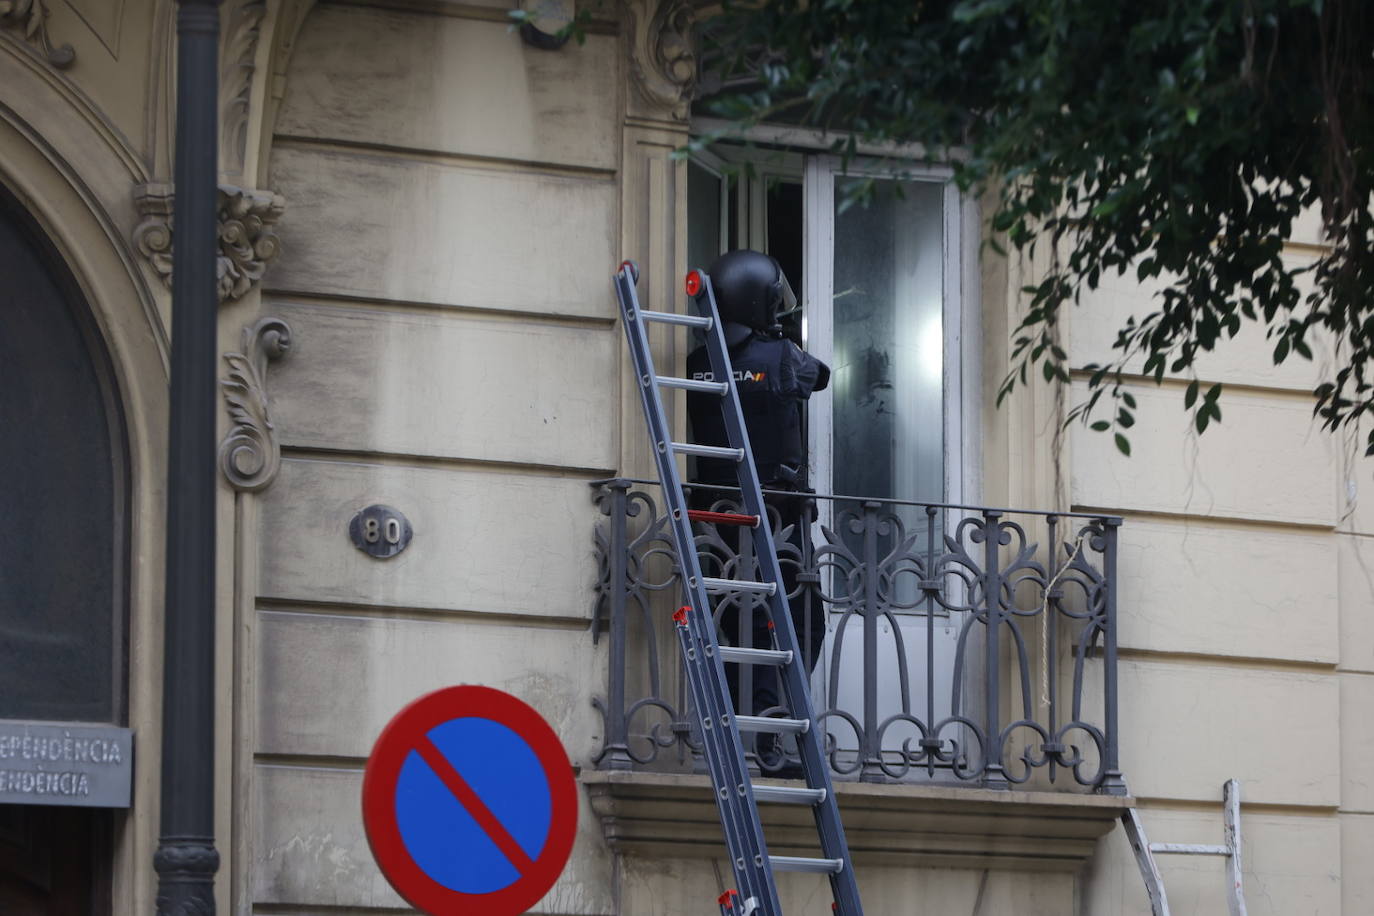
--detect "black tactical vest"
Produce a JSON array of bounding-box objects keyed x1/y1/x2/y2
[{"x1": 686, "y1": 330, "x2": 830, "y2": 488}]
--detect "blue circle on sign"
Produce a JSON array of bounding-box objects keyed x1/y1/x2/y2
[{"x1": 394, "y1": 717, "x2": 554, "y2": 894}]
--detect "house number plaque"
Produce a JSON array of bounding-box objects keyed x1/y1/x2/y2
[{"x1": 349, "y1": 504, "x2": 413, "y2": 559}]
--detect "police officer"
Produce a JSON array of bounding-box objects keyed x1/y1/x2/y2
[{"x1": 685, "y1": 250, "x2": 829, "y2": 772}]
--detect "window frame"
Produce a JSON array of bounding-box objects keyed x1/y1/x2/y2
[
  {"x1": 804, "y1": 154, "x2": 977, "y2": 512},
  {"x1": 687, "y1": 131, "x2": 983, "y2": 511}
]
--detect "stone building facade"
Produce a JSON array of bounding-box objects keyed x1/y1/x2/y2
[{"x1": 0, "y1": 1, "x2": 1368, "y2": 914}]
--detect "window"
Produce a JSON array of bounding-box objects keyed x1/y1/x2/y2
[
  {"x1": 686, "y1": 143, "x2": 977, "y2": 519},
  {"x1": 0, "y1": 193, "x2": 127, "y2": 726}
]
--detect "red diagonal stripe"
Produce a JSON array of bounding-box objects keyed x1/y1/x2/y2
[{"x1": 414, "y1": 736, "x2": 536, "y2": 875}]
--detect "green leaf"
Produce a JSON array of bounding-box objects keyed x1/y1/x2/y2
[
  {"x1": 1196, "y1": 409, "x2": 1210, "y2": 434},
  {"x1": 1185, "y1": 106, "x2": 1200, "y2": 125},
  {"x1": 1090, "y1": 420, "x2": 1111, "y2": 431},
  {"x1": 1184, "y1": 379, "x2": 1199, "y2": 408},
  {"x1": 1091, "y1": 196, "x2": 1123, "y2": 218},
  {"x1": 1115, "y1": 433, "x2": 1132, "y2": 456},
  {"x1": 952, "y1": 0, "x2": 1014, "y2": 23},
  {"x1": 1122, "y1": 392, "x2": 1137, "y2": 409}
]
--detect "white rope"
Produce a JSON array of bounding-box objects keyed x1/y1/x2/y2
[{"x1": 1040, "y1": 532, "x2": 1086, "y2": 708}]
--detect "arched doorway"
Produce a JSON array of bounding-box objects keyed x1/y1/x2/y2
[{"x1": 0, "y1": 186, "x2": 126, "y2": 914}]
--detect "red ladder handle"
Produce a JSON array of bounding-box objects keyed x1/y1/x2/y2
[{"x1": 687, "y1": 509, "x2": 760, "y2": 527}]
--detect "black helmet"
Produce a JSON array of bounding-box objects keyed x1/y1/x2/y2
[{"x1": 707, "y1": 251, "x2": 793, "y2": 342}]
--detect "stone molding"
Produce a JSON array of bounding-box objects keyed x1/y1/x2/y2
[
  {"x1": 132, "y1": 182, "x2": 285, "y2": 304},
  {"x1": 220, "y1": 0, "x2": 267, "y2": 180},
  {"x1": 582, "y1": 770, "x2": 1131, "y2": 872},
  {"x1": 627, "y1": 0, "x2": 696, "y2": 121},
  {"x1": 0, "y1": 0, "x2": 75, "y2": 69},
  {"x1": 219, "y1": 316, "x2": 293, "y2": 493}
]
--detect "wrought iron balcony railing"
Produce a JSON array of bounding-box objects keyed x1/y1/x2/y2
[{"x1": 590, "y1": 478, "x2": 1125, "y2": 795}]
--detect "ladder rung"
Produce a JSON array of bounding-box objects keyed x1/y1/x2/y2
[
  {"x1": 673, "y1": 442, "x2": 745, "y2": 461},
  {"x1": 719, "y1": 646, "x2": 792, "y2": 666},
  {"x1": 657, "y1": 376, "x2": 729, "y2": 395},
  {"x1": 1150, "y1": 843, "x2": 1230, "y2": 856},
  {"x1": 702, "y1": 577, "x2": 777, "y2": 596},
  {"x1": 736, "y1": 715, "x2": 809, "y2": 735},
  {"x1": 769, "y1": 856, "x2": 844, "y2": 875},
  {"x1": 752, "y1": 784, "x2": 826, "y2": 805},
  {"x1": 638, "y1": 309, "x2": 711, "y2": 329}
]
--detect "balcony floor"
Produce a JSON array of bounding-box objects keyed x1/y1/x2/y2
[{"x1": 582, "y1": 770, "x2": 1131, "y2": 872}]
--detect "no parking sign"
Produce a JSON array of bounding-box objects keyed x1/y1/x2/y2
[{"x1": 362, "y1": 686, "x2": 578, "y2": 915}]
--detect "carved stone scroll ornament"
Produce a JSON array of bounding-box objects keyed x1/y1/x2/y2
[
  {"x1": 133, "y1": 182, "x2": 285, "y2": 304},
  {"x1": 0, "y1": 0, "x2": 76, "y2": 69},
  {"x1": 628, "y1": 0, "x2": 697, "y2": 121},
  {"x1": 219, "y1": 317, "x2": 292, "y2": 492}
]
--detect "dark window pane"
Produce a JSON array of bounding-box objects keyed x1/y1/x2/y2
[
  {"x1": 764, "y1": 179, "x2": 804, "y2": 344},
  {"x1": 687, "y1": 159, "x2": 723, "y2": 272},
  {"x1": 0, "y1": 202, "x2": 122, "y2": 723},
  {"x1": 765, "y1": 179, "x2": 803, "y2": 296},
  {"x1": 727, "y1": 174, "x2": 740, "y2": 252}
]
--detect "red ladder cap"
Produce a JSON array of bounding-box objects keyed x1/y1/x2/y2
[{"x1": 673, "y1": 606, "x2": 691, "y2": 626}]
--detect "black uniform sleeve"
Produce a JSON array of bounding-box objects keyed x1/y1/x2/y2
[{"x1": 786, "y1": 343, "x2": 830, "y2": 397}]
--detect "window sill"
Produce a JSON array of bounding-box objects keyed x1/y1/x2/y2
[{"x1": 581, "y1": 770, "x2": 1130, "y2": 872}]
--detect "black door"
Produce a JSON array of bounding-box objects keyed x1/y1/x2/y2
[{"x1": 0, "y1": 806, "x2": 108, "y2": 916}]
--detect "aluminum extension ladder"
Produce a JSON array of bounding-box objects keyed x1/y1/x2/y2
[
  {"x1": 1121, "y1": 779, "x2": 1248, "y2": 916},
  {"x1": 613, "y1": 261, "x2": 864, "y2": 916}
]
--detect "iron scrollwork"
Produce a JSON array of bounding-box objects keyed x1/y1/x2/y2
[{"x1": 589, "y1": 479, "x2": 1124, "y2": 794}]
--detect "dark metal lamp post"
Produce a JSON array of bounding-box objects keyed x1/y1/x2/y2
[{"x1": 154, "y1": 0, "x2": 222, "y2": 912}]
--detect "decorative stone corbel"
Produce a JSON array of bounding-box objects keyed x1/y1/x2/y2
[
  {"x1": 219, "y1": 317, "x2": 292, "y2": 492},
  {"x1": 627, "y1": 0, "x2": 697, "y2": 121},
  {"x1": 1, "y1": 0, "x2": 75, "y2": 69},
  {"x1": 218, "y1": 185, "x2": 285, "y2": 299},
  {"x1": 133, "y1": 182, "x2": 285, "y2": 304}
]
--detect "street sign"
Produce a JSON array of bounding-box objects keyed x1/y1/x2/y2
[
  {"x1": 0, "y1": 720, "x2": 133, "y2": 808},
  {"x1": 362, "y1": 686, "x2": 577, "y2": 916}
]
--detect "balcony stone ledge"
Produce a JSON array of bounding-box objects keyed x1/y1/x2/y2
[{"x1": 582, "y1": 770, "x2": 1131, "y2": 873}]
